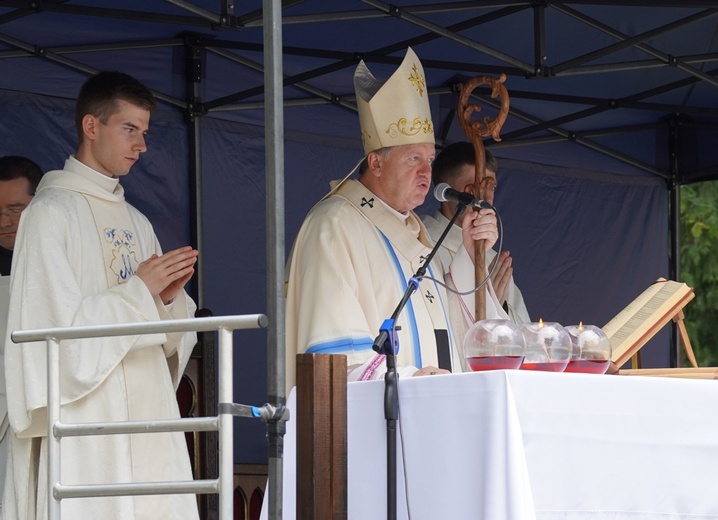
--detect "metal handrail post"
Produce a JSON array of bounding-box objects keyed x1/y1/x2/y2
[
  {"x1": 218, "y1": 326, "x2": 233, "y2": 520},
  {"x1": 10, "y1": 314, "x2": 269, "y2": 520},
  {"x1": 48, "y1": 336, "x2": 61, "y2": 520}
]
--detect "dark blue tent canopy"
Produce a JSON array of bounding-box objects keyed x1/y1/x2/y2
[{"x1": 1, "y1": 0, "x2": 717, "y2": 464}]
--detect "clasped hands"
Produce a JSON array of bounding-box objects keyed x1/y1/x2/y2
[{"x1": 136, "y1": 246, "x2": 198, "y2": 305}]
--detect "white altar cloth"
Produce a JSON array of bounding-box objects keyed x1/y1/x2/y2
[{"x1": 262, "y1": 370, "x2": 718, "y2": 519}]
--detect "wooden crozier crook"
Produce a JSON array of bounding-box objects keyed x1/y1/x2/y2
[{"x1": 457, "y1": 73, "x2": 510, "y2": 322}]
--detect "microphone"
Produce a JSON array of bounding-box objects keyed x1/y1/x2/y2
[{"x1": 434, "y1": 182, "x2": 493, "y2": 209}]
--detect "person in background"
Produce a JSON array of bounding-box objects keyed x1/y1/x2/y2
[
  {"x1": 0, "y1": 156, "x2": 43, "y2": 276},
  {"x1": 421, "y1": 141, "x2": 531, "y2": 326},
  {"x1": 0, "y1": 155, "x2": 43, "y2": 515},
  {"x1": 285, "y1": 48, "x2": 507, "y2": 386},
  {"x1": 3, "y1": 71, "x2": 200, "y2": 520}
]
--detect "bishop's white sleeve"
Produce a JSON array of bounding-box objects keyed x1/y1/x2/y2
[{"x1": 286, "y1": 208, "x2": 378, "y2": 382}]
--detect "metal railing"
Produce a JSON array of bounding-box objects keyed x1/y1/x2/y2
[{"x1": 11, "y1": 314, "x2": 274, "y2": 520}]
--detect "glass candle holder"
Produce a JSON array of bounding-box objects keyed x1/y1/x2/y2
[
  {"x1": 463, "y1": 319, "x2": 526, "y2": 371},
  {"x1": 520, "y1": 321, "x2": 572, "y2": 372},
  {"x1": 564, "y1": 324, "x2": 612, "y2": 374}
]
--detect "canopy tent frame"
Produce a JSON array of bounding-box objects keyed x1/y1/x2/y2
[
  {"x1": 3, "y1": 2, "x2": 718, "y2": 518},
  {"x1": 2, "y1": 2, "x2": 718, "y2": 177}
]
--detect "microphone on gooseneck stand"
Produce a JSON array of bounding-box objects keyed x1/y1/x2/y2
[{"x1": 434, "y1": 182, "x2": 494, "y2": 210}]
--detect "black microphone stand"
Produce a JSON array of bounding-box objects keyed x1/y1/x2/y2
[{"x1": 372, "y1": 201, "x2": 469, "y2": 520}]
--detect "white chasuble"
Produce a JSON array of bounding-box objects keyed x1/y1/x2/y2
[
  {"x1": 3, "y1": 156, "x2": 198, "y2": 520},
  {"x1": 285, "y1": 180, "x2": 462, "y2": 386}
]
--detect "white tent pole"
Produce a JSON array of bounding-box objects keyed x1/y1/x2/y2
[{"x1": 264, "y1": 0, "x2": 287, "y2": 519}]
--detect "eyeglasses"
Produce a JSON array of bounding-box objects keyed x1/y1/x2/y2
[{"x1": 0, "y1": 207, "x2": 25, "y2": 219}]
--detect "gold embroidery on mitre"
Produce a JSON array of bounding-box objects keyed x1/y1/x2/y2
[
  {"x1": 386, "y1": 117, "x2": 434, "y2": 137},
  {"x1": 360, "y1": 130, "x2": 373, "y2": 147},
  {"x1": 408, "y1": 64, "x2": 425, "y2": 97}
]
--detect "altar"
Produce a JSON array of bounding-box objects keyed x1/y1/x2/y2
[{"x1": 264, "y1": 370, "x2": 718, "y2": 519}]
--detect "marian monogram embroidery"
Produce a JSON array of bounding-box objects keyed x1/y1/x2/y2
[{"x1": 104, "y1": 228, "x2": 138, "y2": 284}]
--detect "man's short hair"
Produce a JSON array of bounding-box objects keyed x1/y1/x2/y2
[
  {"x1": 432, "y1": 141, "x2": 498, "y2": 186},
  {"x1": 75, "y1": 70, "x2": 156, "y2": 143},
  {"x1": 0, "y1": 156, "x2": 43, "y2": 195},
  {"x1": 359, "y1": 146, "x2": 395, "y2": 175}
]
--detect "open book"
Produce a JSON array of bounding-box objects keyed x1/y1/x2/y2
[{"x1": 602, "y1": 278, "x2": 694, "y2": 368}]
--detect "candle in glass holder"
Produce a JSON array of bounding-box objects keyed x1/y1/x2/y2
[
  {"x1": 564, "y1": 323, "x2": 612, "y2": 374},
  {"x1": 464, "y1": 319, "x2": 525, "y2": 371},
  {"x1": 520, "y1": 320, "x2": 572, "y2": 372}
]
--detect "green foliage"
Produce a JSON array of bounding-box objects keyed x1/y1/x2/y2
[{"x1": 680, "y1": 182, "x2": 718, "y2": 366}]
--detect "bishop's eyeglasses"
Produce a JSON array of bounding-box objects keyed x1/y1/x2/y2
[{"x1": 0, "y1": 207, "x2": 26, "y2": 219}]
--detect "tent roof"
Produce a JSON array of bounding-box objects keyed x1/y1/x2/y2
[
  {"x1": 2, "y1": 0, "x2": 718, "y2": 181},
  {"x1": 2, "y1": 1, "x2": 710, "y2": 466}
]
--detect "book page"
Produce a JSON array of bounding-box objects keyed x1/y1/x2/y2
[
  {"x1": 602, "y1": 279, "x2": 693, "y2": 365},
  {"x1": 602, "y1": 283, "x2": 663, "y2": 337}
]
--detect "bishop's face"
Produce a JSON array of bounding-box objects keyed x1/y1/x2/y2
[
  {"x1": 364, "y1": 143, "x2": 435, "y2": 214},
  {"x1": 79, "y1": 99, "x2": 150, "y2": 178}
]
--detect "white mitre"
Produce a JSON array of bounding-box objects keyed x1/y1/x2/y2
[{"x1": 354, "y1": 47, "x2": 435, "y2": 155}]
